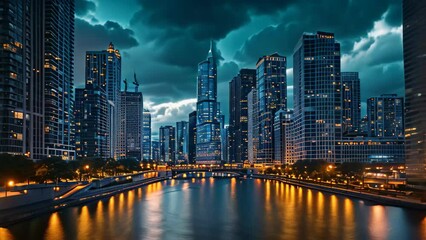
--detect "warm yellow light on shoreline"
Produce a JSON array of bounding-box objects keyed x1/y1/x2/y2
[{"x1": 8, "y1": 180, "x2": 14, "y2": 187}]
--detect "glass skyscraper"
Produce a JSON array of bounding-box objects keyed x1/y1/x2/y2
[
  {"x1": 196, "y1": 42, "x2": 221, "y2": 164},
  {"x1": 255, "y1": 53, "x2": 287, "y2": 164},
  {"x1": 293, "y1": 31, "x2": 342, "y2": 163},
  {"x1": 229, "y1": 69, "x2": 256, "y2": 163},
  {"x1": 403, "y1": 0, "x2": 426, "y2": 184}
]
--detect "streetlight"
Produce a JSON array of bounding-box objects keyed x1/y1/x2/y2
[{"x1": 5, "y1": 180, "x2": 14, "y2": 197}]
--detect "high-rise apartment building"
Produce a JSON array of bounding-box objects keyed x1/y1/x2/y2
[
  {"x1": 229, "y1": 69, "x2": 256, "y2": 163},
  {"x1": 247, "y1": 89, "x2": 259, "y2": 164},
  {"x1": 0, "y1": 0, "x2": 75, "y2": 160},
  {"x1": 342, "y1": 72, "x2": 361, "y2": 136},
  {"x1": 256, "y1": 53, "x2": 287, "y2": 163},
  {"x1": 403, "y1": 0, "x2": 426, "y2": 184},
  {"x1": 367, "y1": 94, "x2": 404, "y2": 139}
]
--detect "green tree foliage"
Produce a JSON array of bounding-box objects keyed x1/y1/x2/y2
[{"x1": 35, "y1": 157, "x2": 77, "y2": 183}]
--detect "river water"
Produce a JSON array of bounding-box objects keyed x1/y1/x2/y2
[{"x1": 1, "y1": 178, "x2": 425, "y2": 240}]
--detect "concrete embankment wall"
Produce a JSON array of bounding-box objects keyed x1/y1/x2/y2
[{"x1": 0, "y1": 183, "x2": 77, "y2": 210}]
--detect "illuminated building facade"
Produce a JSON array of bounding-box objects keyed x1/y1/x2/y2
[
  {"x1": 255, "y1": 53, "x2": 287, "y2": 164},
  {"x1": 229, "y1": 69, "x2": 256, "y2": 163},
  {"x1": 293, "y1": 31, "x2": 342, "y2": 163},
  {"x1": 274, "y1": 109, "x2": 293, "y2": 164},
  {"x1": 176, "y1": 121, "x2": 189, "y2": 163},
  {"x1": 403, "y1": 0, "x2": 426, "y2": 184},
  {"x1": 143, "y1": 109, "x2": 152, "y2": 160},
  {"x1": 0, "y1": 0, "x2": 75, "y2": 160},
  {"x1": 247, "y1": 89, "x2": 259, "y2": 164},
  {"x1": 196, "y1": 42, "x2": 221, "y2": 164},
  {"x1": 342, "y1": 72, "x2": 361, "y2": 136},
  {"x1": 160, "y1": 126, "x2": 175, "y2": 163},
  {"x1": 367, "y1": 94, "x2": 404, "y2": 139}
]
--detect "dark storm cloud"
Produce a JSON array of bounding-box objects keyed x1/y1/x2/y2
[
  {"x1": 235, "y1": 0, "x2": 401, "y2": 66},
  {"x1": 75, "y1": 0, "x2": 96, "y2": 17},
  {"x1": 74, "y1": 19, "x2": 139, "y2": 86}
]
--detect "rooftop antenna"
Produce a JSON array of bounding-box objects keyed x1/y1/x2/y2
[{"x1": 133, "y1": 72, "x2": 139, "y2": 92}]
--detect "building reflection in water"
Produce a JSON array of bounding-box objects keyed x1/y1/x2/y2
[{"x1": 3, "y1": 178, "x2": 426, "y2": 240}]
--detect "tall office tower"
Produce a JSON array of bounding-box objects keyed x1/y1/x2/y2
[
  {"x1": 223, "y1": 126, "x2": 229, "y2": 163},
  {"x1": 119, "y1": 81, "x2": 143, "y2": 160},
  {"x1": 196, "y1": 42, "x2": 221, "y2": 164},
  {"x1": 256, "y1": 53, "x2": 287, "y2": 164},
  {"x1": 142, "y1": 109, "x2": 152, "y2": 160},
  {"x1": 403, "y1": 0, "x2": 426, "y2": 184},
  {"x1": 188, "y1": 111, "x2": 197, "y2": 164},
  {"x1": 219, "y1": 113, "x2": 226, "y2": 162},
  {"x1": 160, "y1": 126, "x2": 176, "y2": 163},
  {"x1": 85, "y1": 43, "x2": 121, "y2": 159},
  {"x1": 367, "y1": 94, "x2": 404, "y2": 139},
  {"x1": 229, "y1": 69, "x2": 257, "y2": 163},
  {"x1": 247, "y1": 89, "x2": 259, "y2": 164},
  {"x1": 342, "y1": 72, "x2": 361, "y2": 136},
  {"x1": 293, "y1": 31, "x2": 342, "y2": 163},
  {"x1": 273, "y1": 109, "x2": 293, "y2": 164},
  {"x1": 176, "y1": 121, "x2": 189, "y2": 163},
  {"x1": 0, "y1": 0, "x2": 75, "y2": 160},
  {"x1": 151, "y1": 140, "x2": 160, "y2": 162}
]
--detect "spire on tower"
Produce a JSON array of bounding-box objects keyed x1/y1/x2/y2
[{"x1": 207, "y1": 40, "x2": 214, "y2": 59}]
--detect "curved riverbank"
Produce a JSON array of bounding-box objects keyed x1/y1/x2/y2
[
  {"x1": 0, "y1": 177, "x2": 167, "y2": 227},
  {"x1": 254, "y1": 174, "x2": 426, "y2": 210}
]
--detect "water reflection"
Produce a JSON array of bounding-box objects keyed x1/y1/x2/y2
[{"x1": 5, "y1": 178, "x2": 426, "y2": 240}]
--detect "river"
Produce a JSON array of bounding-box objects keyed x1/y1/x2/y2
[{"x1": 1, "y1": 178, "x2": 425, "y2": 240}]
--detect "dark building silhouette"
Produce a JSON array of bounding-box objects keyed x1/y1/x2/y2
[
  {"x1": 229, "y1": 69, "x2": 256, "y2": 163},
  {"x1": 176, "y1": 121, "x2": 189, "y2": 163},
  {"x1": 342, "y1": 72, "x2": 361, "y2": 136},
  {"x1": 403, "y1": 0, "x2": 426, "y2": 184},
  {"x1": 367, "y1": 94, "x2": 404, "y2": 139},
  {"x1": 160, "y1": 126, "x2": 175, "y2": 163},
  {"x1": 188, "y1": 111, "x2": 197, "y2": 164}
]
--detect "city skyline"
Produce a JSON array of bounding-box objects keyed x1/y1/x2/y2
[{"x1": 74, "y1": 0, "x2": 404, "y2": 136}]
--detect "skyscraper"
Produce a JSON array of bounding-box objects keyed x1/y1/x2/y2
[
  {"x1": 367, "y1": 94, "x2": 404, "y2": 139},
  {"x1": 151, "y1": 140, "x2": 160, "y2": 162},
  {"x1": 256, "y1": 53, "x2": 287, "y2": 164},
  {"x1": 119, "y1": 79, "x2": 144, "y2": 160},
  {"x1": 160, "y1": 126, "x2": 176, "y2": 163},
  {"x1": 229, "y1": 69, "x2": 256, "y2": 163},
  {"x1": 188, "y1": 111, "x2": 197, "y2": 164},
  {"x1": 403, "y1": 0, "x2": 426, "y2": 184},
  {"x1": 273, "y1": 109, "x2": 293, "y2": 164},
  {"x1": 0, "y1": 0, "x2": 75, "y2": 160},
  {"x1": 247, "y1": 89, "x2": 259, "y2": 164},
  {"x1": 342, "y1": 72, "x2": 361, "y2": 136},
  {"x1": 176, "y1": 121, "x2": 189, "y2": 163},
  {"x1": 143, "y1": 109, "x2": 152, "y2": 160},
  {"x1": 85, "y1": 43, "x2": 121, "y2": 159},
  {"x1": 293, "y1": 31, "x2": 342, "y2": 163},
  {"x1": 196, "y1": 42, "x2": 221, "y2": 164}
]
